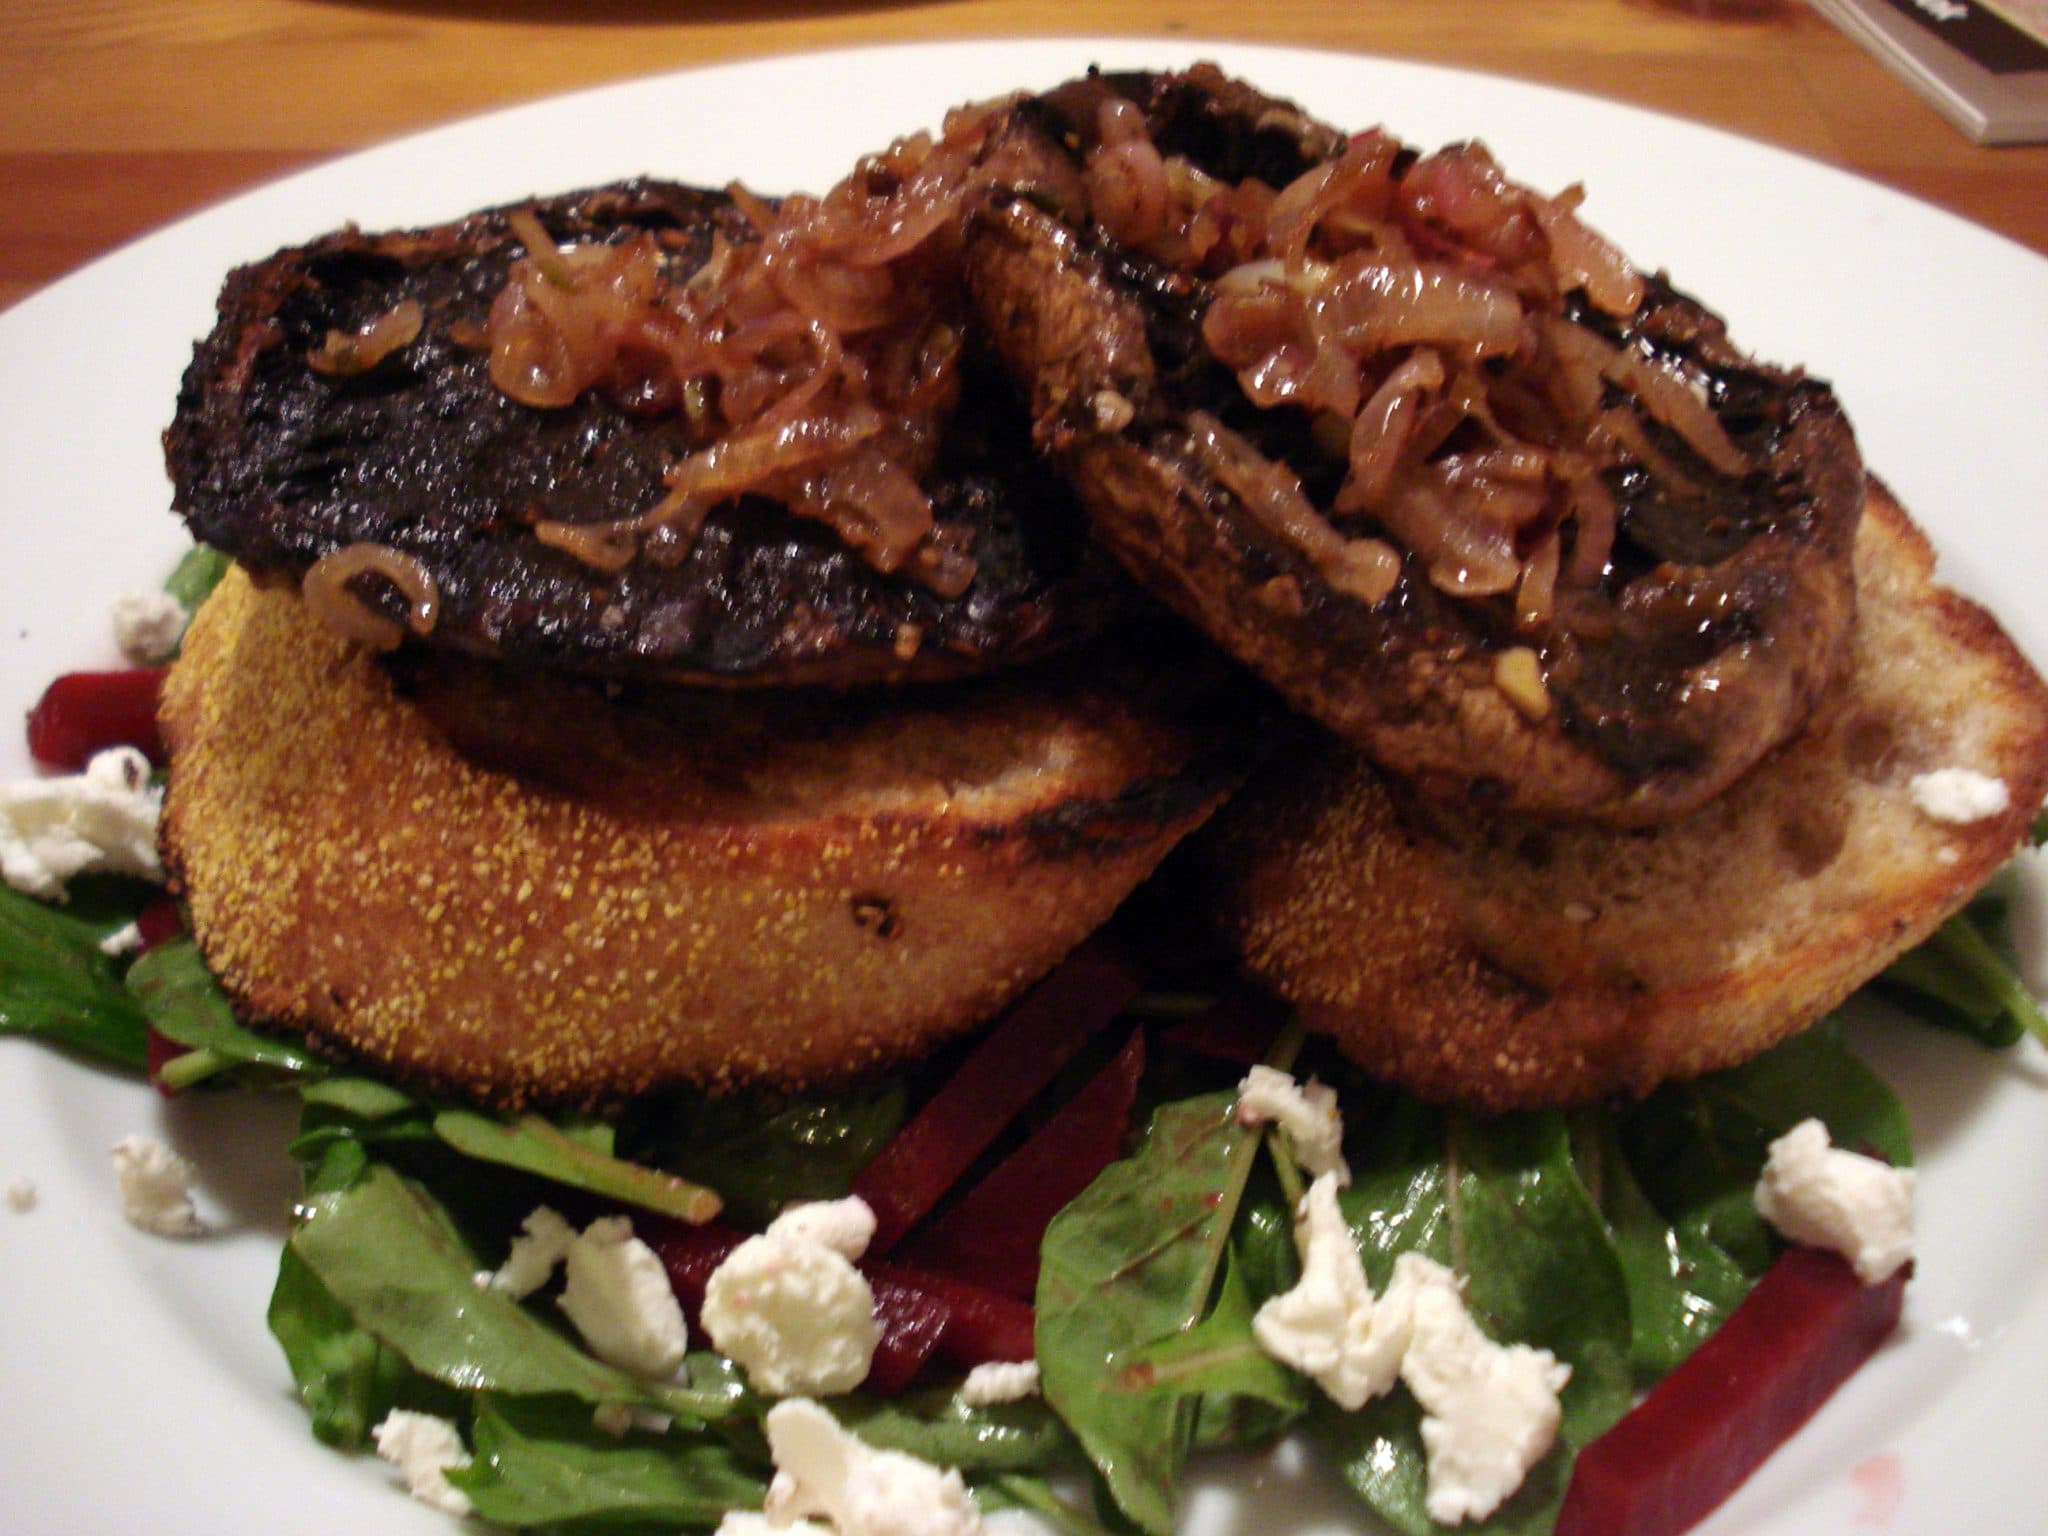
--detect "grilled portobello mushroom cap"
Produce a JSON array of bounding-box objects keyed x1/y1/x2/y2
[
  {"x1": 166, "y1": 179, "x2": 1124, "y2": 687},
  {"x1": 965, "y1": 67, "x2": 1864, "y2": 824}
]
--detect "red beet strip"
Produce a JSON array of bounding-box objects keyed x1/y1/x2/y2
[
  {"x1": 642, "y1": 1218, "x2": 1034, "y2": 1396},
  {"x1": 895, "y1": 1027, "x2": 1145, "y2": 1300},
  {"x1": 853, "y1": 939, "x2": 1142, "y2": 1254},
  {"x1": 1556, "y1": 1246, "x2": 1909, "y2": 1536},
  {"x1": 26, "y1": 668, "x2": 167, "y2": 770}
]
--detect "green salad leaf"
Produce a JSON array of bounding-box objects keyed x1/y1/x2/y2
[
  {"x1": 1875, "y1": 878, "x2": 2048, "y2": 1048},
  {"x1": 290, "y1": 1163, "x2": 729, "y2": 1422},
  {"x1": 452, "y1": 1394, "x2": 766, "y2": 1532},
  {"x1": 1035, "y1": 1090, "x2": 1265, "y2": 1534},
  {"x1": 1314, "y1": 1110, "x2": 1635, "y2": 1536},
  {"x1": 434, "y1": 1109, "x2": 722, "y2": 1224},
  {"x1": 128, "y1": 938, "x2": 325, "y2": 1088},
  {"x1": 0, "y1": 879, "x2": 153, "y2": 1068},
  {"x1": 162, "y1": 544, "x2": 232, "y2": 619}
]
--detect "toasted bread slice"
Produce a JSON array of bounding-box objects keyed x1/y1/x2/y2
[
  {"x1": 1209, "y1": 482, "x2": 2048, "y2": 1109},
  {"x1": 159, "y1": 568, "x2": 1252, "y2": 1108}
]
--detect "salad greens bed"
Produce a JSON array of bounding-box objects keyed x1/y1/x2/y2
[
  {"x1": 3, "y1": 866, "x2": 2040, "y2": 1536},
  {"x1": 2, "y1": 549, "x2": 2044, "y2": 1536}
]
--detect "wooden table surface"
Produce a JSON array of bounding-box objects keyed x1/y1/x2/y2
[{"x1": 4, "y1": 0, "x2": 2045, "y2": 315}]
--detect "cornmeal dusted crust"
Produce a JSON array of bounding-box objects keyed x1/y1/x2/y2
[
  {"x1": 159, "y1": 569, "x2": 1251, "y2": 1108},
  {"x1": 1209, "y1": 483, "x2": 2048, "y2": 1109}
]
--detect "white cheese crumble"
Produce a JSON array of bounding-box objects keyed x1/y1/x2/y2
[
  {"x1": 956, "y1": 1359, "x2": 1041, "y2": 1407},
  {"x1": 1400, "y1": 1260, "x2": 1573, "y2": 1526},
  {"x1": 1253, "y1": 1176, "x2": 1570, "y2": 1523},
  {"x1": 1754, "y1": 1118, "x2": 1916, "y2": 1283},
  {"x1": 1908, "y1": 767, "x2": 2010, "y2": 826},
  {"x1": 488, "y1": 1205, "x2": 577, "y2": 1299},
  {"x1": 1236, "y1": 1064, "x2": 1351, "y2": 1184},
  {"x1": 1251, "y1": 1173, "x2": 1407, "y2": 1408},
  {"x1": 98, "y1": 920, "x2": 144, "y2": 958},
  {"x1": 0, "y1": 747, "x2": 163, "y2": 900},
  {"x1": 109, "y1": 1133, "x2": 204, "y2": 1238},
  {"x1": 766, "y1": 1195, "x2": 878, "y2": 1261},
  {"x1": 557, "y1": 1216, "x2": 690, "y2": 1379},
  {"x1": 593, "y1": 1401, "x2": 675, "y2": 1438},
  {"x1": 760, "y1": 1397, "x2": 983, "y2": 1536},
  {"x1": 702, "y1": 1224, "x2": 881, "y2": 1397},
  {"x1": 372, "y1": 1409, "x2": 474, "y2": 1517},
  {"x1": 6, "y1": 1178, "x2": 36, "y2": 1213},
  {"x1": 713, "y1": 1514, "x2": 832, "y2": 1536},
  {"x1": 110, "y1": 589, "x2": 189, "y2": 665}
]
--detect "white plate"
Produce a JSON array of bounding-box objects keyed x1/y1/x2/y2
[{"x1": 2, "y1": 38, "x2": 2045, "y2": 1536}]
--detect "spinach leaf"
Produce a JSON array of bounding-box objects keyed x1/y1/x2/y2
[
  {"x1": 1875, "y1": 881, "x2": 2047, "y2": 1048},
  {"x1": 981, "y1": 1474, "x2": 1122, "y2": 1536},
  {"x1": 452, "y1": 1393, "x2": 765, "y2": 1532},
  {"x1": 1315, "y1": 1111, "x2": 1634, "y2": 1536},
  {"x1": 1620, "y1": 1019, "x2": 1911, "y2": 1282},
  {"x1": 266, "y1": 1244, "x2": 456, "y2": 1448},
  {"x1": 625, "y1": 1080, "x2": 907, "y2": 1227},
  {"x1": 163, "y1": 544, "x2": 232, "y2": 618},
  {"x1": 290, "y1": 1163, "x2": 728, "y2": 1422},
  {"x1": 0, "y1": 880, "x2": 152, "y2": 1068},
  {"x1": 127, "y1": 938, "x2": 325, "y2": 1088},
  {"x1": 1579, "y1": 1115, "x2": 1751, "y2": 1379},
  {"x1": 434, "y1": 1108, "x2": 721, "y2": 1223},
  {"x1": 834, "y1": 1389, "x2": 1077, "y2": 1476},
  {"x1": 1034, "y1": 1091, "x2": 1263, "y2": 1534}
]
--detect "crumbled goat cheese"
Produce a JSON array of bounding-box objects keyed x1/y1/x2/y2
[
  {"x1": 372, "y1": 1410, "x2": 474, "y2": 1517},
  {"x1": 558, "y1": 1216, "x2": 690, "y2": 1378},
  {"x1": 1253, "y1": 1175, "x2": 1569, "y2": 1522},
  {"x1": 766, "y1": 1195, "x2": 878, "y2": 1261},
  {"x1": 1236, "y1": 1064, "x2": 1351, "y2": 1184},
  {"x1": 6, "y1": 1178, "x2": 36, "y2": 1213},
  {"x1": 0, "y1": 747, "x2": 163, "y2": 900},
  {"x1": 956, "y1": 1359, "x2": 1041, "y2": 1407},
  {"x1": 109, "y1": 1133, "x2": 204, "y2": 1238},
  {"x1": 593, "y1": 1401, "x2": 675, "y2": 1438},
  {"x1": 702, "y1": 1225, "x2": 881, "y2": 1396},
  {"x1": 760, "y1": 1397, "x2": 983, "y2": 1536},
  {"x1": 1399, "y1": 1260, "x2": 1572, "y2": 1526},
  {"x1": 1754, "y1": 1118, "x2": 1916, "y2": 1283},
  {"x1": 1252, "y1": 1172, "x2": 1408, "y2": 1408},
  {"x1": 489, "y1": 1205, "x2": 577, "y2": 1299},
  {"x1": 98, "y1": 920, "x2": 144, "y2": 958},
  {"x1": 1909, "y1": 768, "x2": 2010, "y2": 825},
  {"x1": 110, "y1": 589, "x2": 189, "y2": 665},
  {"x1": 713, "y1": 1514, "x2": 832, "y2": 1536}
]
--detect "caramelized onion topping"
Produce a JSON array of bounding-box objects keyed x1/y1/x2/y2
[
  {"x1": 470, "y1": 101, "x2": 1017, "y2": 591},
  {"x1": 1098, "y1": 107, "x2": 1753, "y2": 626},
  {"x1": 307, "y1": 300, "x2": 424, "y2": 378},
  {"x1": 302, "y1": 543, "x2": 441, "y2": 651}
]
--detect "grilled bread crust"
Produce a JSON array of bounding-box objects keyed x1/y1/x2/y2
[
  {"x1": 1209, "y1": 483, "x2": 2048, "y2": 1109},
  {"x1": 159, "y1": 568, "x2": 1252, "y2": 1109}
]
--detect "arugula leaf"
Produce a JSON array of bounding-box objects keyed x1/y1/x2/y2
[
  {"x1": 127, "y1": 938, "x2": 326, "y2": 1088},
  {"x1": 1035, "y1": 1091, "x2": 1264, "y2": 1534},
  {"x1": 0, "y1": 880, "x2": 152, "y2": 1068},
  {"x1": 290, "y1": 1163, "x2": 729, "y2": 1422},
  {"x1": 1314, "y1": 1111, "x2": 1635, "y2": 1536},
  {"x1": 434, "y1": 1108, "x2": 722, "y2": 1223},
  {"x1": 452, "y1": 1393, "x2": 765, "y2": 1531}
]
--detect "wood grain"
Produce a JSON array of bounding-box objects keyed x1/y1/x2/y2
[{"x1": 1, "y1": 0, "x2": 2042, "y2": 315}]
